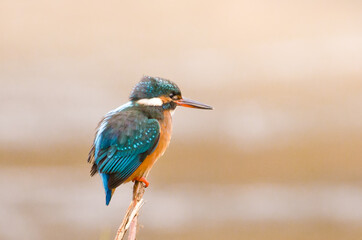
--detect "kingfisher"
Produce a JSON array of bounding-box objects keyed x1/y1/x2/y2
[{"x1": 88, "y1": 76, "x2": 212, "y2": 205}]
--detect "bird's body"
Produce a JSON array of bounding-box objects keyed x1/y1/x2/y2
[{"x1": 88, "y1": 76, "x2": 212, "y2": 205}]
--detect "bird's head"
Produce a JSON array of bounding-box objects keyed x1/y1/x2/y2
[{"x1": 130, "y1": 76, "x2": 213, "y2": 111}]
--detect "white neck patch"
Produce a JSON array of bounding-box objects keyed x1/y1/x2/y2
[{"x1": 136, "y1": 97, "x2": 163, "y2": 106}]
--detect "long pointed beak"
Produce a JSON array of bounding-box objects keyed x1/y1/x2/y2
[{"x1": 174, "y1": 97, "x2": 213, "y2": 110}]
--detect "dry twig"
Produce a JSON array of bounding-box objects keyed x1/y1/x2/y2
[{"x1": 114, "y1": 181, "x2": 145, "y2": 240}]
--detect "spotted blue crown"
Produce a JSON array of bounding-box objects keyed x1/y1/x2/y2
[{"x1": 129, "y1": 76, "x2": 181, "y2": 100}]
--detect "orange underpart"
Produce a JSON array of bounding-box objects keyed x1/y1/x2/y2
[{"x1": 132, "y1": 177, "x2": 149, "y2": 188}]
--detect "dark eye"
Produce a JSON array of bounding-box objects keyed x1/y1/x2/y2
[{"x1": 170, "y1": 93, "x2": 179, "y2": 100}]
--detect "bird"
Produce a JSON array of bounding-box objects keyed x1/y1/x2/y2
[{"x1": 88, "y1": 76, "x2": 213, "y2": 205}]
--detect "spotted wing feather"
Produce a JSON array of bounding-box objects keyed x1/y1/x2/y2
[{"x1": 89, "y1": 110, "x2": 160, "y2": 189}]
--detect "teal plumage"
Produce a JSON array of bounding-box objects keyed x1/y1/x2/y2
[
  {"x1": 95, "y1": 111, "x2": 160, "y2": 182},
  {"x1": 88, "y1": 104, "x2": 161, "y2": 205}
]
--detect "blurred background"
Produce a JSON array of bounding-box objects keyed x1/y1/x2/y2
[{"x1": 1, "y1": 0, "x2": 362, "y2": 239}]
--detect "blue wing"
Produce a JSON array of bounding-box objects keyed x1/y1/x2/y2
[{"x1": 88, "y1": 109, "x2": 160, "y2": 204}]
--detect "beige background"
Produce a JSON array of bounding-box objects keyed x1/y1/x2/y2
[{"x1": 1, "y1": 1, "x2": 362, "y2": 239}]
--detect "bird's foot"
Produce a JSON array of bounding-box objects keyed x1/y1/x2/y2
[{"x1": 132, "y1": 177, "x2": 149, "y2": 188}]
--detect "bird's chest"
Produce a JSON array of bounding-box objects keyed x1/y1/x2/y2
[{"x1": 148, "y1": 111, "x2": 173, "y2": 164}]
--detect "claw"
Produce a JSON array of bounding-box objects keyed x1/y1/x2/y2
[{"x1": 132, "y1": 177, "x2": 149, "y2": 188}]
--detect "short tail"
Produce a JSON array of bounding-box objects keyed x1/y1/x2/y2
[{"x1": 101, "y1": 173, "x2": 115, "y2": 205}]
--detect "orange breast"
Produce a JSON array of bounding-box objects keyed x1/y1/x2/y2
[{"x1": 124, "y1": 110, "x2": 173, "y2": 182}]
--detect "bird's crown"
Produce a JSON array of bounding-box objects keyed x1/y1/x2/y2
[{"x1": 130, "y1": 76, "x2": 181, "y2": 101}]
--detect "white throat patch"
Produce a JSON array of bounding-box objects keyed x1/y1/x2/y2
[{"x1": 136, "y1": 97, "x2": 163, "y2": 106}]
